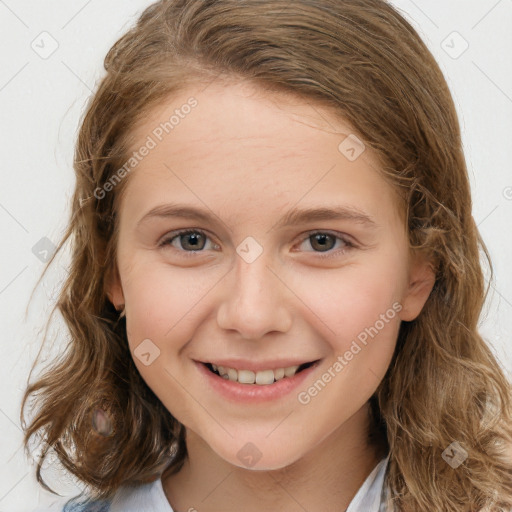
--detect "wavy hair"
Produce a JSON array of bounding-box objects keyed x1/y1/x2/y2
[{"x1": 21, "y1": 0, "x2": 512, "y2": 510}]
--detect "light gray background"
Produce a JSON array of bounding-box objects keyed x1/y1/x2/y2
[{"x1": 0, "y1": 1, "x2": 511, "y2": 510}]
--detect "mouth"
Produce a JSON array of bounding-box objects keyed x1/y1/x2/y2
[{"x1": 202, "y1": 360, "x2": 320, "y2": 385}]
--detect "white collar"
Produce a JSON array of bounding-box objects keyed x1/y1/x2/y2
[
  {"x1": 110, "y1": 455, "x2": 391, "y2": 512},
  {"x1": 346, "y1": 454, "x2": 391, "y2": 512}
]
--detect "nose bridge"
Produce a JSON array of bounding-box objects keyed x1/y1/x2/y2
[
  {"x1": 235, "y1": 251, "x2": 272, "y2": 303},
  {"x1": 216, "y1": 244, "x2": 292, "y2": 339}
]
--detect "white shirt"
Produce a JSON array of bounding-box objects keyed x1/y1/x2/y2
[
  {"x1": 346, "y1": 455, "x2": 391, "y2": 512},
  {"x1": 34, "y1": 455, "x2": 391, "y2": 511},
  {"x1": 112, "y1": 454, "x2": 391, "y2": 512}
]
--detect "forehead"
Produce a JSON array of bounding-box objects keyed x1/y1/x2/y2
[{"x1": 119, "y1": 81, "x2": 403, "y2": 229}]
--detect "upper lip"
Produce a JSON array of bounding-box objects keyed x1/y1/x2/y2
[{"x1": 197, "y1": 358, "x2": 321, "y2": 372}]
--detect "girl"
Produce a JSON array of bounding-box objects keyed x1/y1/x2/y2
[{"x1": 22, "y1": 0, "x2": 512, "y2": 511}]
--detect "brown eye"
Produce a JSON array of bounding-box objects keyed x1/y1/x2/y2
[
  {"x1": 309, "y1": 233, "x2": 336, "y2": 252},
  {"x1": 295, "y1": 231, "x2": 355, "y2": 259},
  {"x1": 159, "y1": 229, "x2": 214, "y2": 253},
  {"x1": 177, "y1": 231, "x2": 206, "y2": 250}
]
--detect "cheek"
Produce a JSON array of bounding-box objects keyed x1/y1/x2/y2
[
  {"x1": 294, "y1": 270, "x2": 402, "y2": 413},
  {"x1": 122, "y1": 262, "x2": 214, "y2": 350},
  {"x1": 292, "y1": 262, "x2": 403, "y2": 355}
]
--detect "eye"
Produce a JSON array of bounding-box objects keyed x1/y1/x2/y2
[
  {"x1": 159, "y1": 229, "x2": 355, "y2": 260},
  {"x1": 158, "y1": 229, "x2": 218, "y2": 256},
  {"x1": 293, "y1": 231, "x2": 355, "y2": 259}
]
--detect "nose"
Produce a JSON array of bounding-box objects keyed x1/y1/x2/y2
[{"x1": 216, "y1": 251, "x2": 293, "y2": 340}]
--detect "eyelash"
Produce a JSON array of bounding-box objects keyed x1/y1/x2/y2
[{"x1": 158, "y1": 229, "x2": 356, "y2": 260}]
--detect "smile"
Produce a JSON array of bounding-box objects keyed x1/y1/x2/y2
[
  {"x1": 195, "y1": 359, "x2": 322, "y2": 403},
  {"x1": 204, "y1": 361, "x2": 318, "y2": 385}
]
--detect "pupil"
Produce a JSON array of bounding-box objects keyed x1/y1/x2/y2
[
  {"x1": 311, "y1": 234, "x2": 333, "y2": 252},
  {"x1": 183, "y1": 233, "x2": 203, "y2": 250}
]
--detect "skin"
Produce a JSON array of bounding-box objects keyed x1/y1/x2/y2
[{"x1": 107, "y1": 80, "x2": 435, "y2": 512}]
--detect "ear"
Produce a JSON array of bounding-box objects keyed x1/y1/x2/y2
[
  {"x1": 105, "y1": 263, "x2": 125, "y2": 309},
  {"x1": 399, "y1": 251, "x2": 436, "y2": 322}
]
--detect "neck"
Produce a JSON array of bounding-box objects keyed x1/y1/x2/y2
[{"x1": 162, "y1": 403, "x2": 387, "y2": 512}]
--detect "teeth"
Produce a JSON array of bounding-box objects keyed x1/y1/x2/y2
[
  {"x1": 209, "y1": 363, "x2": 304, "y2": 385},
  {"x1": 238, "y1": 369, "x2": 256, "y2": 384},
  {"x1": 274, "y1": 368, "x2": 285, "y2": 380},
  {"x1": 256, "y1": 369, "x2": 275, "y2": 385}
]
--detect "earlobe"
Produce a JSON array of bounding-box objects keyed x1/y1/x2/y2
[
  {"x1": 105, "y1": 264, "x2": 125, "y2": 310},
  {"x1": 399, "y1": 254, "x2": 437, "y2": 322}
]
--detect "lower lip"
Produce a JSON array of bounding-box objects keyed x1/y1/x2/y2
[{"x1": 194, "y1": 360, "x2": 321, "y2": 403}]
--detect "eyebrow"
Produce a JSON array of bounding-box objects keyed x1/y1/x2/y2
[{"x1": 136, "y1": 203, "x2": 379, "y2": 230}]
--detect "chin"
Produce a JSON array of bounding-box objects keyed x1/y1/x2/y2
[{"x1": 213, "y1": 439, "x2": 304, "y2": 471}]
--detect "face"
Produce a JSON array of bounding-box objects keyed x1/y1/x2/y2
[{"x1": 107, "y1": 80, "x2": 434, "y2": 470}]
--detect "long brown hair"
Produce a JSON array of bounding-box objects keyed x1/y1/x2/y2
[{"x1": 20, "y1": 1, "x2": 512, "y2": 510}]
